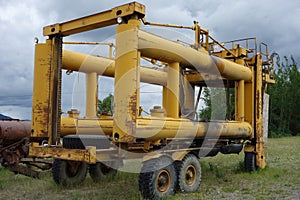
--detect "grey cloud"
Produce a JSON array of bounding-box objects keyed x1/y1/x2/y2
[{"x1": 0, "y1": 0, "x2": 299, "y2": 119}]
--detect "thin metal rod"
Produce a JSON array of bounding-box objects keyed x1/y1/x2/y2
[
  {"x1": 63, "y1": 41, "x2": 114, "y2": 46},
  {"x1": 226, "y1": 81, "x2": 231, "y2": 120},
  {"x1": 144, "y1": 21, "x2": 193, "y2": 29},
  {"x1": 194, "y1": 86, "x2": 202, "y2": 113}
]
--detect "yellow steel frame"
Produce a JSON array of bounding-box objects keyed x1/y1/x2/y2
[
  {"x1": 31, "y1": 38, "x2": 62, "y2": 145},
  {"x1": 30, "y1": 2, "x2": 146, "y2": 161},
  {"x1": 31, "y1": 2, "x2": 146, "y2": 144},
  {"x1": 30, "y1": 2, "x2": 274, "y2": 170},
  {"x1": 43, "y1": 2, "x2": 145, "y2": 36}
]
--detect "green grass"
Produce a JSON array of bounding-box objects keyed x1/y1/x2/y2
[{"x1": 0, "y1": 136, "x2": 299, "y2": 199}]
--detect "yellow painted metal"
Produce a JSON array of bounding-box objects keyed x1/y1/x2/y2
[
  {"x1": 236, "y1": 80, "x2": 245, "y2": 122},
  {"x1": 135, "y1": 118, "x2": 252, "y2": 141},
  {"x1": 62, "y1": 50, "x2": 167, "y2": 86},
  {"x1": 62, "y1": 50, "x2": 114, "y2": 75},
  {"x1": 85, "y1": 72, "x2": 98, "y2": 118},
  {"x1": 32, "y1": 42, "x2": 51, "y2": 139},
  {"x1": 185, "y1": 72, "x2": 223, "y2": 86},
  {"x1": 137, "y1": 30, "x2": 252, "y2": 81},
  {"x1": 43, "y1": 2, "x2": 145, "y2": 36},
  {"x1": 255, "y1": 54, "x2": 266, "y2": 169},
  {"x1": 30, "y1": 2, "x2": 276, "y2": 172},
  {"x1": 60, "y1": 116, "x2": 252, "y2": 142},
  {"x1": 113, "y1": 19, "x2": 141, "y2": 143},
  {"x1": 32, "y1": 38, "x2": 62, "y2": 145},
  {"x1": 62, "y1": 50, "x2": 234, "y2": 87},
  {"x1": 29, "y1": 145, "x2": 97, "y2": 163},
  {"x1": 193, "y1": 22, "x2": 200, "y2": 47},
  {"x1": 60, "y1": 117, "x2": 112, "y2": 136},
  {"x1": 244, "y1": 69, "x2": 255, "y2": 135},
  {"x1": 163, "y1": 62, "x2": 180, "y2": 118}
]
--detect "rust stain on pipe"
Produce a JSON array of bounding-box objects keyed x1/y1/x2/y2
[{"x1": 0, "y1": 120, "x2": 31, "y2": 145}]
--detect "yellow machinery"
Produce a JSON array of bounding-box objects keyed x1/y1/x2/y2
[{"x1": 28, "y1": 2, "x2": 275, "y2": 199}]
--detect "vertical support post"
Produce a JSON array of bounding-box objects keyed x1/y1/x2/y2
[
  {"x1": 244, "y1": 54, "x2": 266, "y2": 170},
  {"x1": 113, "y1": 18, "x2": 141, "y2": 143},
  {"x1": 255, "y1": 54, "x2": 266, "y2": 169},
  {"x1": 51, "y1": 36, "x2": 62, "y2": 145},
  {"x1": 194, "y1": 22, "x2": 200, "y2": 48},
  {"x1": 85, "y1": 72, "x2": 98, "y2": 118},
  {"x1": 244, "y1": 69, "x2": 254, "y2": 130},
  {"x1": 31, "y1": 36, "x2": 62, "y2": 145},
  {"x1": 163, "y1": 62, "x2": 180, "y2": 118},
  {"x1": 109, "y1": 44, "x2": 113, "y2": 59},
  {"x1": 237, "y1": 80, "x2": 245, "y2": 122},
  {"x1": 235, "y1": 59, "x2": 245, "y2": 122}
]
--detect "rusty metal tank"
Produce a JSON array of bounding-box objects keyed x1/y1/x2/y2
[{"x1": 0, "y1": 120, "x2": 31, "y2": 145}]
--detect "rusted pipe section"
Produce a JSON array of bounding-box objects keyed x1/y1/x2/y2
[{"x1": 0, "y1": 120, "x2": 31, "y2": 145}]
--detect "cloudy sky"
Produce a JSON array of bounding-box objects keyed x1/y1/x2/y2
[{"x1": 0, "y1": 0, "x2": 299, "y2": 119}]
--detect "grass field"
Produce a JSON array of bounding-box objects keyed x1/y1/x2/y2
[{"x1": 0, "y1": 136, "x2": 299, "y2": 200}]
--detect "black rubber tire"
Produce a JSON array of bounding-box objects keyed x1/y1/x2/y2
[
  {"x1": 89, "y1": 162, "x2": 117, "y2": 182},
  {"x1": 175, "y1": 154, "x2": 201, "y2": 193},
  {"x1": 139, "y1": 157, "x2": 176, "y2": 200},
  {"x1": 52, "y1": 159, "x2": 88, "y2": 186},
  {"x1": 244, "y1": 152, "x2": 256, "y2": 172}
]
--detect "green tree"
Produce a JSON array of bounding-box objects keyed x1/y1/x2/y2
[
  {"x1": 98, "y1": 94, "x2": 113, "y2": 115},
  {"x1": 199, "y1": 55, "x2": 300, "y2": 137},
  {"x1": 268, "y1": 56, "x2": 300, "y2": 137}
]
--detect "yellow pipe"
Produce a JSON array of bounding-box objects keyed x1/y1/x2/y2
[
  {"x1": 136, "y1": 118, "x2": 252, "y2": 141},
  {"x1": 163, "y1": 62, "x2": 180, "y2": 118},
  {"x1": 60, "y1": 117, "x2": 112, "y2": 136},
  {"x1": 113, "y1": 19, "x2": 141, "y2": 142},
  {"x1": 60, "y1": 117, "x2": 252, "y2": 141},
  {"x1": 237, "y1": 80, "x2": 245, "y2": 121},
  {"x1": 62, "y1": 50, "x2": 167, "y2": 86},
  {"x1": 85, "y1": 72, "x2": 98, "y2": 118},
  {"x1": 137, "y1": 30, "x2": 252, "y2": 81}
]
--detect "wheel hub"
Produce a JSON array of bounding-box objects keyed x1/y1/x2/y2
[
  {"x1": 156, "y1": 169, "x2": 171, "y2": 193},
  {"x1": 185, "y1": 165, "x2": 196, "y2": 186}
]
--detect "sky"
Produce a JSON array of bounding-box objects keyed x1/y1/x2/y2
[{"x1": 0, "y1": 0, "x2": 299, "y2": 120}]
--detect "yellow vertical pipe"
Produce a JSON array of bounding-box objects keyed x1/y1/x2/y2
[
  {"x1": 113, "y1": 19, "x2": 141, "y2": 142},
  {"x1": 244, "y1": 69, "x2": 254, "y2": 127},
  {"x1": 86, "y1": 72, "x2": 98, "y2": 118},
  {"x1": 163, "y1": 62, "x2": 180, "y2": 118},
  {"x1": 162, "y1": 86, "x2": 168, "y2": 113},
  {"x1": 237, "y1": 80, "x2": 245, "y2": 122},
  {"x1": 235, "y1": 59, "x2": 245, "y2": 122},
  {"x1": 194, "y1": 22, "x2": 200, "y2": 47}
]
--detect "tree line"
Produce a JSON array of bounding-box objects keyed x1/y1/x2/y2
[
  {"x1": 268, "y1": 56, "x2": 300, "y2": 137},
  {"x1": 199, "y1": 55, "x2": 300, "y2": 137}
]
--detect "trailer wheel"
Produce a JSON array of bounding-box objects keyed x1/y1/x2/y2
[
  {"x1": 52, "y1": 159, "x2": 87, "y2": 186},
  {"x1": 244, "y1": 152, "x2": 256, "y2": 172},
  {"x1": 175, "y1": 154, "x2": 201, "y2": 193},
  {"x1": 139, "y1": 157, "x2": 176, "y2": 200},
  {"x1": 89, "y1": 162, "x2": 117, "y2": 182}
]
